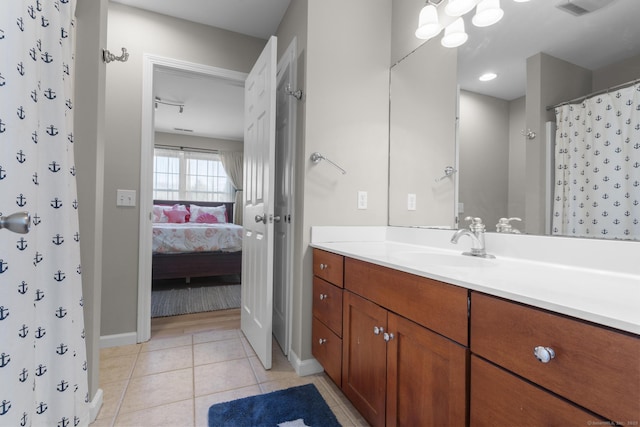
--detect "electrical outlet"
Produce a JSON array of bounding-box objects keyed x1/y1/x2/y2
[
  {"x1": 116, "y1": 189, "x2": 137, "y2": 207},
  {"x1": 357, "y1": 191, "x2": 368, "y2": 210},
  {"x1": 407, "y1": 193, "x2": 417, "y2": 211}
]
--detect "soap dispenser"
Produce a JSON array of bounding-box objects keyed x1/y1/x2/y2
[{"x1": 496, "y1": 217, "x2": 522, "y2": 233}]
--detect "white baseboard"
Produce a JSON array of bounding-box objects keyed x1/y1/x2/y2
[
  {"x1": 100, "y1": 332, "x2": 137, "y2": 348},
  {"x1": 90, "y1": 388, "x2": 103, "y2": 422},
  {"x1": 289, "y1": 349, "x2": 324, "y2": 377}
]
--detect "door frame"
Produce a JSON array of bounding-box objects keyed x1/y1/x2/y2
[{"x1": 137, "y1": 54, "x2": 247, "y2": 342}]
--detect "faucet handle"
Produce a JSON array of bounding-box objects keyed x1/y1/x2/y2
[
  {"x1": 496, "y1": 217, "x2": 522, "y2": 233},
  {"x1": 464, "y1": 216, "x2": 485, "y2": 232}
]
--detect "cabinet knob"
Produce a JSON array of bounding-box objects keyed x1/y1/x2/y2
[
  {"x1": 319, "y1": 293, "x2": 328, "y2": 300},
  {"x1": 319, "y1": 263, "x2": 327, "y2": 270},
  {"x1": 533, "y1": 346, "x2": 556, "y2": 363},
  {"x1": 318, "y1": 338, "x2": 327, "y2": 345},
  {"x1": 373, "y1": 326, "x2": 384, "y2": 335},
  {"x1": 383, "y1": 332, "x2": 395, "y2": 342}
]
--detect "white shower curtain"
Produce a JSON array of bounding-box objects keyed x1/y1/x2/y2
[
  {"x1": 0, "y1": 1, "x2": 90, "y2": 426},
  {"x1": 553, "y1": 82, "x2": 640, "y2": 240}
]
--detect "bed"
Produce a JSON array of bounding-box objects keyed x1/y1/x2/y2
[{"x1": 151, "y1": 200, "x2": 243, "y2": 281}]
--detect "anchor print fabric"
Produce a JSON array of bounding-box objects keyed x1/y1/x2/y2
[
  {"x1": 0, "y1": 1, "x2": 90, "y2": 426},
  {"x1": 553, "y1": 82, "x2": 640, "y2": 240}
]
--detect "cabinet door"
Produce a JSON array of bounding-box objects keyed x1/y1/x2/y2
[
  {"x1": 470, "y1": 355, "x2": 606, "y2": 426},
  {"x1": 386, "y1": 313, "x2": 468, "y2": 427},
  {"x1": 342, "y1": 291, "x2": 388, "y2": 427}
]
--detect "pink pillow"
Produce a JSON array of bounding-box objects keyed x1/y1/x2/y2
[
  {"x1": 162, "y1": 205, "x2": 190, "y2": 223},
  {"x1": 189, "y1": 204, "x2": 227, "y2": 223},
  {"x1": 152, "y1": 205, "x2": 171, "y2": 222}
]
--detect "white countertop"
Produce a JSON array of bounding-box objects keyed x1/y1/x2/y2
[{"x1": 311, "y1": 227, "x2": 640, "y2": 335}]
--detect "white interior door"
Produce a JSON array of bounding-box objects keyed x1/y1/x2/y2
[
  {"x1": 241, "y1": 36, "x2": 277, "y2": 370},
  {"x1": 273, "y1": 38, "x2": 297, "y2": 356}
]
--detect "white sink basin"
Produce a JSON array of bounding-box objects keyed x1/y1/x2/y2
[{"x1": 390, "y1": 250, "x2": 496, "y2": 268}]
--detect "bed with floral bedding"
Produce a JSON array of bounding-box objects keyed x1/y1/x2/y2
[{"x1": 151, "y1": 200, "x2": 242, "y2": 280}]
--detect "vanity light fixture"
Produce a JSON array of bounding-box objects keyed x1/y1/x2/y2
[
  {"x1": 479, "y1": 72, "x2": 498, "y2": 81},
  {"x1": 415, "y1": 4, "x2": 442, "y2": 40},
  {"x1": 416, "y1": 0, "x2": 524, "y2": 47},
  {"x1": 445, "y1": 0, "x2": 476, "y2": 17},
  {"x1": 441, "y1": 17, "x2": 468, "y2": 48},
  {"x1": 472, "y1": 0, "x2": 504, "y2": 27}
]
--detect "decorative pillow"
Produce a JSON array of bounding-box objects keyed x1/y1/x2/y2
[
  {"x1": 161, "y1": 204, "x2": 190, "y2": 223},
  {"x1": 189, "y1": 204, "x2": 227, "y2": 223},
  {"x1": 152, "y1": 204, "x2": 171, "y2": 223}
]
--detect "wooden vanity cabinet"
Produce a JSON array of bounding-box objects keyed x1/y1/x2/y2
[
  {"x1": 311, "y1": 249, "x2": 344, "y2": 387},
  {"x1": 342, "y1": 257, "x2": 469, "y2": 427},
  {"x1": 470, "y1": 292, "x2": 640, "y2": 424}
]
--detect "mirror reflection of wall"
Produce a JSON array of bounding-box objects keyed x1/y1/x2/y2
[
  {"x1": 389, "y1": 0, "x2": 640, "y2": 240},
  {"x1": 458, "y1": 90, "x2": 526, "y2": 232}
]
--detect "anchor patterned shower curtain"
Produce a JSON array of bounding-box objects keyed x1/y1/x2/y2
[
  {"x1": 0, "y1": 1, "x2": 90, "y2": 426},
  {"x1": 553, "y1": 82, "x2": 640, "y2": 240}
]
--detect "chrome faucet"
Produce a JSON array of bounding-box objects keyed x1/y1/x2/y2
[{"x1": 451, "y1": 217, "x2": 495, "y2": 258}]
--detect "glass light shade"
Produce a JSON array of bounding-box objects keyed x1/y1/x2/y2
[
  {"x1": 441, "y1": 18, "x2": 468, "y2": 48},
  {"x1": 445, "y1": 0, "x2": 476, "y2": 17},
  {"x1": 472, "y1": 0, "x2": 504, "y2": 27},
  {"x1": 415, "y1": 5, "x2": 442, "y2": 40}
]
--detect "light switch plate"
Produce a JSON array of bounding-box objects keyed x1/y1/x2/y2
[
  {"x1": 116, "y1": 189, "x2": 136, "y2": 207},
  {"x1": 407, "y1": 193, "x2": 416, "y2": 211},
  {"x1": 357, "y1": 191, "x2": 367, "y2": 210}
]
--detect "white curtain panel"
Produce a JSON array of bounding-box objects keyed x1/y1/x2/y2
[
  {"x1": 553, "y1": 82, "x2": 640, "y2": 240},
  {"x1": 0, "y1": 1, "x2": 90, "y2": 426},
  {"x1": 219, "y1": 151, "x2": 244, "y2": 225}
]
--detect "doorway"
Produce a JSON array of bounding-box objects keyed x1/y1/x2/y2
[{"x1": 137, "y1": 53, "x2": 296, "y2": 356}]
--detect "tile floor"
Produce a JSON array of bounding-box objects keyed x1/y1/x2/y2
[{"x1": 92, "y1": 309, "x2": 369, "y2": 427}]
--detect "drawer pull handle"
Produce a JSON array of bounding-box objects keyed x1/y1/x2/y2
[
  {"x1": 319, "y1": 263, "x2": 327, "y2": 270},
  {"x1": 533, "y1": 346, "x2": 556, "y2": 363},
  {"x1": 383, "y1": 332, "x2": 395, "y2": 342},
  {"x1": 373, "y1": 326, "x2": 384, "y2": 335},
  {"x1": 319, "y1": 293, "x2": 328, "y2": 300},
  {"x1": 318, "y1": 338, "x2": 327, "y2": 345}
]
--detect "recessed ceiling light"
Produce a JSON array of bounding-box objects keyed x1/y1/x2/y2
[{"x1": 479, "y1": 72, "x2": 498, "y2": 82}]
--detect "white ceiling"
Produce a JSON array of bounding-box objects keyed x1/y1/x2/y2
[
  {"x1": 111, "y1": 0, "x2": 640, "y2": 139},
  {"x1": 110, "y1": 0, "x2": 290, "y2": 140}
]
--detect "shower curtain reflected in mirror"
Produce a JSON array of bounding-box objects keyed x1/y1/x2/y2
[
  {"x1": 553, "y1": 81, "x2": 640, "y2": 240},
  {"x1": 0, "y1": 1, "x2": 90, "y2": 426}
]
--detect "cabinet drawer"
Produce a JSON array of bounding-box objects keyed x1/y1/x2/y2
[
  {"x1": 312, "y1": 316, "x2": 342, "y2": 387},
  {"x1": 471, "y1": 292, "x2": 640, "y2": 422},
  {"x1": 312, "y1": 277, "x2": 343, "y2": 337},
  {"x1": 470, "y1": 356, "x2": 605, "y2": 426},
  {"x1": 345, "y1": 257, "x2": 468, "y2": 345},
  {"x1": 313, "y1": 249, "x2": 344, "y2": 287}
]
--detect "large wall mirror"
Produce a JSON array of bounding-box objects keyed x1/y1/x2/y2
[{"x1": 389, "y1": 0, "x2": 640, "y2": 240}]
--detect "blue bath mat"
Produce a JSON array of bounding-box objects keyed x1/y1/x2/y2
[{"x1": 207, "y1": 383, "x2": 342, "y2": 427}]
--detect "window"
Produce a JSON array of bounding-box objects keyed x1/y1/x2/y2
[{"x1": 153, "y1": 147, "x2": 234, "y2": 202}]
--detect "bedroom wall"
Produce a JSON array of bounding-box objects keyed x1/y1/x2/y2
[
  {"x1": 102, "y1": 3, "x2": 265, "y2": 337},
  {"x1": 154, "y1": 132, "x2": 242, "y2": 153}
]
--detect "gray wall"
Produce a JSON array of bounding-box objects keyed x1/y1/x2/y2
[
  {"x1": 458, "y1": 91, "x2": 510, "y2": 229},
  {"x1": 102, "y1": 3, "x2": 265, "y2": 336},
  {"x1": 294, "y1": 0, "x2": 392, "y2": 361},
  {"x1": 508, "y1": 96, "x2": 526, "y2": 227},
  {"x1": 75, "y1": 0, "x2": 107, "y2": 402}
]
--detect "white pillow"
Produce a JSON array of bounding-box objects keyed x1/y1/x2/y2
[{"x1": 189, "y1": 204, "x2": 227, "y2": 223}]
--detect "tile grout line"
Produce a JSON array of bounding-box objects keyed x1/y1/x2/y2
[{"x1": 109, "y1": 345, "x2": 142, "y2": 427}]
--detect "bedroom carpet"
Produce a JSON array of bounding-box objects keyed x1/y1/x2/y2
[{"x1": 151, "y1": 276, "x2": 241, "y2": 318}]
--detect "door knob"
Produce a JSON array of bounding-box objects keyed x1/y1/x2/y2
[
  {"x1": 254, "y1": 214, "x2": 266, "y2": 224},
  {"x1": 272, "y1": 215, "x2": 281, "y2": 223},
  {"x1": 0, "y1": 211, "x2": 30, "y2": 234}
]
